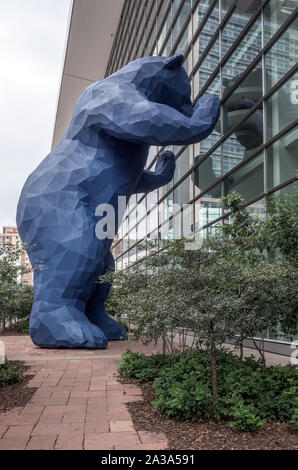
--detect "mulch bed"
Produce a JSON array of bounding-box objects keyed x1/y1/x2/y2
[
  {"x1": 120, "y1": 376, "x2": 298, "y2": 450},
  {"x1": 0, "y1": 362, "x2": 36, "y2": 412}
]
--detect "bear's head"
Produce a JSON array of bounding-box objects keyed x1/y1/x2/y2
[{"x1": 111, "y1": 55, "x2": 193, "y2": 117}]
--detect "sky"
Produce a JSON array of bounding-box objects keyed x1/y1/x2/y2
[{"x1": 0, "y1": 0, "x2": 71, "y2": 226}]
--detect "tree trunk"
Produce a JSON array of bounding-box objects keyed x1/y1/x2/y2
[
  {"x1": 1, "y1": 313, "x2": 5, "y2": 332},
  {"x1": 162, "y1": 336, "x2": 166, "y2": 354},
  {"x1": 240, "y1": 341, "x2": 244, "y2": 360},
  {"x1": 209, "y1": 320, "x2": 219, "y2": 401},
  {"x1": 210, "y1": 339, "x2": 219, "y2": 400}
]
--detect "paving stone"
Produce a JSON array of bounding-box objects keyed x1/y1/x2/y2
[
  {"x1": 0, "y1": 437, "x2": 29, "y2": 450},
  {"x1": 109, "y1": 420, "x2": 135, "y2": 433},
  {"x1": 55, "y1": 433, "x2": 84, "y2": 450},
  {"x1": 138, "y1": 431, "x2": 168, "y2": 444},
  {"x1": 84, "y1": 432, "x2": 140, "y2": 450},
  {"x1": 31, "y1": 423, "x2": 84, "y2": 436},
  {"x1": 26, "y1": 435, "x2": 57, "y2": 450},
  {"x1": 0, "y1": 424, "x2": 8, "y2": 438},
  {"x1": 4, "y1": 425, "x2": 33, "y2": 439}
]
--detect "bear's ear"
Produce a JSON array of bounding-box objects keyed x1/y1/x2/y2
[{"x1": 164, "y1": 55, "x2": 184, "y2": 70}]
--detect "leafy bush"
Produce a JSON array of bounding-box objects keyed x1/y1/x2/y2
[
  {"x1": 10, "y1": 318, "x2": 30, "y2": 334},
  {"x1": 119, "y1": 348, "x2": 298, "y2": 432},
  {"x1": 118, "y1": 349, "x2": 172, "y2": 382},
  {"x1": 229, "y1": 401, "x2": 266, "y2": 432},
  {"x1": 0, "y1": 359, "x2": 21, "y2": 387}
]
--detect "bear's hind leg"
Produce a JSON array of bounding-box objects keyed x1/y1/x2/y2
[
  {"x1": 30, "y1": 266, "x2": 108, "y2": 349},
  {"x1": 86, "y1": 252, "x2": 127, "y2": 341}
]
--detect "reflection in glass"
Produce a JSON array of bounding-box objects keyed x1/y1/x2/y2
[
  {"x1": 147, "y1": 205, "x2": 159, "y2": 236},
  {"x1": 221, "y1": 0, "x2": 261, "y2": 57},
  {"x1": 157, "y1": 4, "x2": 172, "y2": 53},
  {"x1": 264, "y1": 0, "x2": 298, "y2": 45},
  {"x1": 173, "y1": 148, "x2": 192, "y2": 185},
  {"x1": 222, "y1": 15, "x2": 262, "y2": 83},
  {"x1": 159, "y1": 192, "x2": 174, "y2": 228},
  {"x1": 172, "y1": 0, "x2": 191, "y2": 46},
  {"x1": 174, "y1": 173, "x2": 194, "y2": 207},
  {"x1": 193, "y1": 152, "x2": 221, "y2": 195},
  {"x1": 183, "y1": 51, "x2": 192, "y2": 75},
  {"x1": 175, "y1": 20, "x2": 192, "y2": 54},
  {"x1": 193, "y1": 0, "x2": 211, "y2": 35},
  {"x1": 223, "y1": 197, "x2": 266, "y2": 227},
  {"x1": 267, "y1": 125, "x2": 298, "y2": 191},
  {"x1": 198, "y1": 0, "x2": 219, "y2": 55},
  {"x1": 222, "y1": 136, "x2": 246, "y2": 174},
  {"x1": 265, "y1": 17, "x2": 298, "y2": 91},
  {"x1": 266, "y1": 72, "x2": 298, "y2": 140},
  {"x1": 223, "y1": 153, "x2": 264, "y2": 202},
  {"x1": 206, "y1": 75, "x2": 221, "y2": 98},
  {"x1": 222, "y1": 61, "x2": 263, "y2": 135},
  {"x1": 194, "y1": 183, "x2": 222, "y2": 233},
  {"x1": 196, "y1": 38, "x2": 220, "y2": 93},
  {"x1": 222, "y1": 105, "x2": 263, "y2": 178}
]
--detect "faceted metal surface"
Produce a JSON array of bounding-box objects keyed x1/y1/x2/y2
[{"x1": 16, "y1": 55, "x2": 220, "y2": 349}]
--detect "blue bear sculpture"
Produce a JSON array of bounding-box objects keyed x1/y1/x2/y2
[{"x1": 16, "y1": 55, "x2": 220, "y2": 349}]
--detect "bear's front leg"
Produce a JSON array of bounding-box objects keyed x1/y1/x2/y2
[{"x1": 133, "y1": 150, "x2": 176, "y2": 194}]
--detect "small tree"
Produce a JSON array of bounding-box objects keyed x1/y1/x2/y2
[
  {"x1": 0, "y1": 244, "x2": 33, "y2": 330},
  {"x1": 102, "y1": 189, "x2": 298, "y2": 400}
]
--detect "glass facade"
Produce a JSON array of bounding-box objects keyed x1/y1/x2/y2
[{"x1": 106, "y1": 1, "x2": 298, "y2": 341}]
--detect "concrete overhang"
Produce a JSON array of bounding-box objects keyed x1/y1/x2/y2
[{"x1": 52, "y1": 0, "x2": 124, "y2": 149}]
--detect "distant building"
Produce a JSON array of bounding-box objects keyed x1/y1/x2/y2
[{"x1": 1, "y1": 226, "x2": 34, "y2": 286}]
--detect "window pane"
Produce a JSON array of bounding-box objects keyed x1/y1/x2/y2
[
  {"x1": 265, "y1": 16, "x2": 298, "y2": 92},
  {"x1": 194, "y1": 182, "x2": 222, "y2": 230},
  {"x1": 267, "y1": 125, "x2": 298, "y2": 190},
  {"x1": 174, "y1": 173, "x2": 194, "y2": 206},
  {"x1": 222, "y1": 15, "x2": 262, "y2": 83},
  {"x1": 222, "y1": 104, "x2": 264, "y2": 175},
  {"x1": 223, "y1": 61, "x2": 263, "y2": 135},
  {"x1": 195, "y1": 37, "x2": 220, "y2": 93},
  {"x1": 173, "y1": 147, "x2": 192, "y2": 185},
  {"x1": 223, "y1": 153, "x2": 264, "y2": 201},
  {"x1": 198, "y1": 1, "x2": 220, "y2": 55},
  {"x1": 222, "y1": 0, "x2": 261, "y2": 57},
  {"x1": 175, "y1": 20, "x2": 192, "y2": 54},
  {"x1": 193, "y1": 151, "x2": 222, "y2": 195},
  {"x1": 266, "y1": 72, "x2": 298, "y2": 140},
  {"x1": 264, "y1": 0, "x2": 298, "y2": 46},
  {"x1": 172, "y1": 0, "x2": 191, "y2": 46},
  {"x1": 193, "y1": 0, "x2": 211, "y2": 36},
  {"x1": 159, "y1": 192, "x2": 174, "y2": 226},
  {"x1": 157, "y1": 7, "x2": 172, "y2": 53}
]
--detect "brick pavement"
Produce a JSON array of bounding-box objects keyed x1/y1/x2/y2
[
  {"x1": 0, "y1": 335, "x2": 168, "y2": 450},
  {"x1": 0, "y1": 334, "x2": 290, "y2": 450}
]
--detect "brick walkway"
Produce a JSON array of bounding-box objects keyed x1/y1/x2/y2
[{"x1": 0, "y1": 336, "x2": 168, "y2": 450}]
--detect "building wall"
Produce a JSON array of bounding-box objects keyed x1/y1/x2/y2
[
  {"x1": 1, "y1": 226, "x2": 34, "y2": 287},
  {"x1": 107, "y1": 0, "x2": 298, "y2": 347}
]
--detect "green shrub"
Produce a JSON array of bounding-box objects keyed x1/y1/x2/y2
[
  {"x1": 119, "y1": 348, "x2": 298, "y2": 432},
  {"x1": 0, "y1": 359, "x2": 21, "y2": 387},
  {"x1": 11, "y1": 318, "x2": 30, "y2": 334},
  {"x1": 153, "y1": 370, "x2": 213, "y2": 420},
  {"x1": 229, "y1": 401, "x2": 266, "y2": 432},
  {"x1": 118, "y1": 349, "x2": 172, "y2": 382},
  {"x1": 287, "y1": 399, "x2": 298, "y2": 430},
  {"x1": 118, "y1": 320, "x2": 129, "y2": 332}
]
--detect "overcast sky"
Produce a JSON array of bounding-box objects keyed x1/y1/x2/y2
[{"x1": 0, "y1": 0, "x2": 71, "y2": 226}]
